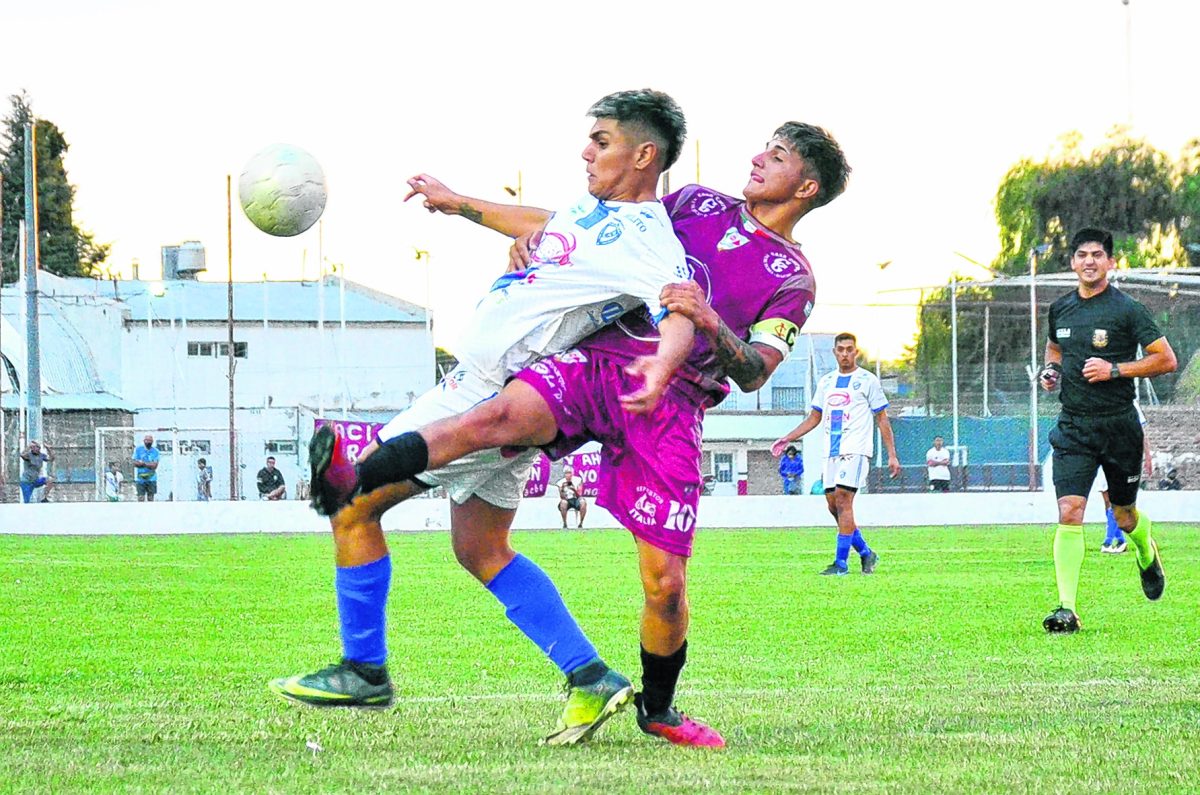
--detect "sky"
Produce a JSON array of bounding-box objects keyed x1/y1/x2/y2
[{"x1": 4, "y1": 0, "x2": 1199, "y2": 359}]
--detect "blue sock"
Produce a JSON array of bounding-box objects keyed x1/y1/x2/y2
[
  {"x1": 336, "y1": 555, "x2": 391, "y2": 665},
  {"x1": 486, "y1": 554, "x2": 598, "y2": 675},
  {"x1": 850, "y1": 528, "x2": 871, "y2": 556},
  {"x1": 835, "y1": 533, "x2": 853, "y2": 570},
  {"x1": 1105, "y1": 508, "x2": 1119, "y2": 544}
]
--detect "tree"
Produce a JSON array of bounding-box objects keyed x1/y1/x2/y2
[{"x1": 1, "y1": 91, "x2": 109, "y2": 283}]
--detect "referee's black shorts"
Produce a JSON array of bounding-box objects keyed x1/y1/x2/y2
[{"x1": 1049, "y1": 407, "x2": 1143, "y2": 505}]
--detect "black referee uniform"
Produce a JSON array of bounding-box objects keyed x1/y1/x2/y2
[{"x1": 1047, "y1": 285, "x2": 1161, "y2": 506}]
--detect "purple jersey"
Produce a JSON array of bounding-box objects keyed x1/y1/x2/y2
[{"x1": 578, "y1": 184, "x2": 817, "y2": 407}]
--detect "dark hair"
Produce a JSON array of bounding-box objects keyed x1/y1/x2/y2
[
  {"x1": 834, "y1": 332, "x2": 857, "y2": 346},
  {"x1": 786, "y1": 445, "x2": 798, "y2": 455},
  {"x1": 588, "y1": 89, "x2": 687, "y2": 171},
  {"x1": 773, "y1": 122, "x2": 851, "y2": 208},
  {"x1": 267, "y1": 456, "x2": 276, "y2": 463},
  {"x1": 198, "y1": 458, "x2": 207, "y2": 466},
  {"x1": 1070, "y1": 227, "x2": 1114, "y2": 257}
]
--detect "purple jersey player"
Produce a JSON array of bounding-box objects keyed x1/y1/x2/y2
[{"x1": 323, "y1": 122, "x2": 850, "y2": 748}]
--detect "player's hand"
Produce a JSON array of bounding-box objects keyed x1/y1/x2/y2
[
  {"x1": 403, "y1": 174, "x2": 461, "y2": 215},
  {"x1": 1082, "y1": 357, "x2": 1113, "y2": 383},
  {"x1": 770, "y1": 437, "x2": 792, "y2": 457},
  {"x1": 659, "y1": 281, "x2": 718, "y2": 337},
  {"x1": 1038, "y1": 362, "x2": 1062, "y2": 391},
  {"x1": 888, "y1": 456, "x2": 901, "y2": 478},
  {"x1": 620, "y1": 355, "x2": 672, "y2": 415},
  {"x1": 508, "y1": 231, "x2": 541, "y2": 273}
]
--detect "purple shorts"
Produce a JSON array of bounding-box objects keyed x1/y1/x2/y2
[{"x1": 513, "y1": 348, "x2": 703, "y2": 557}]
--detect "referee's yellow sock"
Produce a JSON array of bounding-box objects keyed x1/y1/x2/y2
[
  {"x1": 1125, "y1": 511, "x2": 1154, "y2": 570},
  {"x1": 1053, "y1": 524, "x2": 1085, "y2": 611}
]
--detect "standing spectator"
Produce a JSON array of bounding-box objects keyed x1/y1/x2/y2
[
  {"x1": 132, "y1": 434, "x2": 160, "y2": 502},
  {"x1": 196, "y1": 458, "x2": 213, "y2": 502},
  {"x1": 19, "y1": 440, "x2": 54, "y2": 503},
  {"x1": 778, "y1": 444, "x2": 804, "y2": 495},
  {"x1": 925, "y1": 436, "x2": 951, "y2": 492},
  {"x1": 103, "y1": 461, "x2": 124, "y2": 502},
  {"x1": 257, "y1": 456, "x2": 287, "y2": 500},
  {"x1": 556, "y1": 466, "x2": 588, "y2": 528}
]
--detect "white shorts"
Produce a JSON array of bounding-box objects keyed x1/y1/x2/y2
[
  {"x1": 377, "y1": 365, "x2": 539, "y2": 510},
  {"x1": 823, "y1": 454, "x2": 869, "y2": 492}
]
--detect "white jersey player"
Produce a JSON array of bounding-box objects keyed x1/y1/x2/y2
[{"x1": 772, "y1": 333, "x2": 900, "y2": 575}]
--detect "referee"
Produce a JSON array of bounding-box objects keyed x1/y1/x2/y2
[{"x1": 1039, "y1": 228, "x2": 1177, "y2": 633}]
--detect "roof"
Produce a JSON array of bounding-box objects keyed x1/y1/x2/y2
[
  {"x1": 51, "y1": 275, "x2": 428, "y2": 324},
  {"x1": 0, "y1": 301, "x2": 125, "y2": 402},
  {"x1": 0, "y1": 393, "x2": 134, "y2": 411}
]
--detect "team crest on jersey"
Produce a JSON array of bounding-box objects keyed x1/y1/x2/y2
[
  {"x1": 1092, "y1": 329, "x2": 1109, "y2": 348},
  {"x1": 596, "y1": 220, "x2": 623, "y2": 246},
  {"x1": 763, "y1": 252, "x2": 800, "y2": 277},
  {"x1": 852, "y1": 381, "x2": 861, "y2": 391},
  {"x1": 827, "y1": 392, "x2": 851, "y2": 407},
  {"x1": 690, "y1": 193, "x2": 728, "y2": 217},
  {"x1": 531, "y1": 232, "x2": 577, "y2": 266},
  {"x1": 717, "y1": 226, "x2": 750, "y2": 251}
]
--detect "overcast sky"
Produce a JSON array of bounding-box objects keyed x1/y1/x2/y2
[{"x1": 5, "y1": 0, "x2": 1198, "y2": 358}]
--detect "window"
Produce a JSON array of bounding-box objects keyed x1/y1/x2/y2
[
  {"x1": 155, "y1": 440, "x2": 174, "y2": 453},
  {"x1": 265, "y1": 440, "x2": 297, "y2": 455},
  {"x1": 180, "y1": 440, "x2": 211, "y2": 455},
  {"x1": 714, "y1": 452, "x2": 734, "y2": 483},
  {"x1": 188, "y1": 341, "x2": 247, "y2": 358}
]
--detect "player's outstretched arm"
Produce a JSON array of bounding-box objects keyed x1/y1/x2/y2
[
  {"x1": 771, "y1": 410, "x2": 822, "y2": 457},
  {"x1": 659, "y1": 281, "x2": 783, "y2": 391},
  {"x1": 404, "y1": 173, "x2": 550, "y2": 238},
  {"x1": 619, "y1": 312, "x2": 696, "y2": 415},
  {"x1": 875, "y1": 409, "x2": 901, "y2": 477}
]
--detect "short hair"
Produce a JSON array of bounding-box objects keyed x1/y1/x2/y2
[
  {"x1": 834, "y1": 332, "x2": 857, "y2": 346},
  {"x1": 588, "y1": 89, "x2": 687, "y2": 171},
  {"x1": 786, "y1": 445, "x2": 798, "y2": 455},
  {"x1": 1070, "y1": 227, "x2": 1114, "y2": 257},
  {"x1": 266, "y1": 456, "x2": 276, "y2": 463},
  {"x1": 773, "y1": 122, "x2": 851, "y2": 208},
  {"x1": 198, "y1": 458, "x2": 207, "y2": 466}
]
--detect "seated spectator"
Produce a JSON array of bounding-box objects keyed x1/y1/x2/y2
[
  {"x1": 556, "y1": 466, "x2": 588, "y2": 528},
  {"x1": 257, "y1": 456, "x2": 287, "y2": 500}
]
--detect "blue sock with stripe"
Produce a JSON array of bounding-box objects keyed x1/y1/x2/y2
[
  {"x1": 336, "y1": 555, "x2": 391, "y2": 665},
  {"x1": 850, "y1": 528, "x2": 871, "y2": 556},
  {"x1": 834, "y1": 533, "x2": 853, "y2": 570},
  {"x1": 487, "y1": 553, "x2": 599, "y2": 675}
]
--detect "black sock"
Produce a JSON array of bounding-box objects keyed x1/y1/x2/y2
[
  {"x1": 567, "y1": 658, "x2": 608, "y2": 688},
  {"x1": 357, "y1": 431, "x2": 429, "y2": 493},
  {"x1": 641, "y1": 640, "x2": 687, "y2": 715}
]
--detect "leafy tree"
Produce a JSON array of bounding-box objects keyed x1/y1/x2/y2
[{"x1": 1, "y1": 91, "x2": 109, "y2": 283}]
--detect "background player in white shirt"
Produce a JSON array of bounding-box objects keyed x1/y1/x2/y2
[
  {"x1": 926, "y1": 436, "x2": 951, "y2": 492},
  {"x1": 772, "y1": 333, "x2": 900, "y2": 574}
]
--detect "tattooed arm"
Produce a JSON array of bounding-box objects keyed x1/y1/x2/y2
[
  {"x1": 659, "y1": 281, "x2": 784, "y2": 391},
  {"x1": 403, "y1": 173, "x2": 550, "y2": 238}
]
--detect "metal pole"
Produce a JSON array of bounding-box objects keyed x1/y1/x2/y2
[
  {"x1": 950, "y1": 274, "x2": 959, "y2": 452},
  {"x1": 227, "y1": 175, "x2": 237, "y2": 500},
  {"x1": 1124, "y1": 0, "x2": 1133, "y2": 125},
  {"x1": 339, "y1": 265, "x2": 347, "y2": 419},
  {"x1": 1029, "y1": 249, "x2": 1039, "y2": 491},
  {"x1": 875, "y1": 358, "x2": 883, "y2": 468},
  {"x1": 982, "y1": 304, "x2": 991, "y2": 417},
  {"x1": 23, "y1": 121, "x2": 43, "y2": 445}
]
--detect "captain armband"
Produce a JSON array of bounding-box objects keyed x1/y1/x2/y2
[{"x1": 748, "y1": 317, "x2": 799, "y2": 357}]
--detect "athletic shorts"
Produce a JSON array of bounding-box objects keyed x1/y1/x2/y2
[
  {"x1": 377, "y1": 365, "x2": 539, "y2": 510},
  {"x1": 563, "y1": 497, "x2": 582, "y2": 511},
  {"x1": 823, "y1": 454, "x2": 869, "y2": 492},
  {"x1": 1050, "y1": 407, "x2": 1143, "y2": 506},
  {"x1": 513, "y1": 349, "x2": 703, "y2": 558},
  {"x1": 135, "y1": 480, "x2": 157, "y2": 497}
]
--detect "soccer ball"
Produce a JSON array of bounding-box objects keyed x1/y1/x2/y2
[{"x1": 238, "y1": 144, "x2": 327, "y2": 237}]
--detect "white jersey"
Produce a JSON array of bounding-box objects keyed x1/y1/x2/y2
[
  {"x1": 455, "y1": 195, "x2": 689, "y2": 385},
  {"x1": 926, "y1": 447, "x2": 951, "y2": 481},
  {"x1": 103, "y1": 470, "x2": 123, "y2": 499},
  {"x1": 811, "y1": 367, "x2": 889, "y2": 458}
]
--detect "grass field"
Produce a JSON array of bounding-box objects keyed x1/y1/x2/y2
[{"x1": 3, "y1": 524, "x2": 1199, "y2": 793}]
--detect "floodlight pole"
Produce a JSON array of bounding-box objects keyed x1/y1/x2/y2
[
  {"x1": 950, "y1": 274, "x2": 959, "y2": 452},
  {"x1": 1028, "y1": 248, "x2": 1039, "y2": 491},
  {"x1": 23, "y1": 121, "x2": 43, "y2": 445}
]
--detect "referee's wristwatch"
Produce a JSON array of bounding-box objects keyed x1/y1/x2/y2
[{"x1": 1109, "y1": 364, "x2": 1121, "y2": 380}]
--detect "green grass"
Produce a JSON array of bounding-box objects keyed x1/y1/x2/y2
[{"x1": 2, "y1": 524, "x2": 1199, "y2": 793}]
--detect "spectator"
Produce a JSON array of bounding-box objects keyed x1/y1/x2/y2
[
  {"x1": 103, "y1": 461, "x2": 124, "y2": 502},
  {"x1": 779, "y1": 444, "x2": 804, "y2": 495},
  {"x1": 556, "y1": 466, "x2": 587, "y2": 528},
  {"x1": 926, "y1": 435, "x2": 951, "y2": 493},
  {"x1": 1158, "y1": 468, "x2": 1182, "y2": 491},
  {"x1": 196, "y1": 458, "x2": 213, "y2": 502},
  {"x1": 132, "y1": 434, "x2": 160, "y2": 502},
  {"x1": 19, "y1": 440, "x2": 54, "y2": 503},
  {"x1": 257, "y1": 456, "x2": 287, "y2": 500}
]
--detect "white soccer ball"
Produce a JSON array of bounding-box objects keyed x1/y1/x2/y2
[{"x1": 238, "y1": 144, "x2": 327, "y2": 237}]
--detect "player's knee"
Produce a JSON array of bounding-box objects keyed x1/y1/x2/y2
[
  {"x1": 460, "y1": 398, "x2": 517, "y2": 447},
  {"x1": 1112, "y1": 504, "x2": 1137, "y2": 530},
  {"x1": 1056, "y1": 498, "x2": 1086, "y2": 525},
  {"x1": 643, "y1": 569, "x2": 687, "y2": 617}
]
